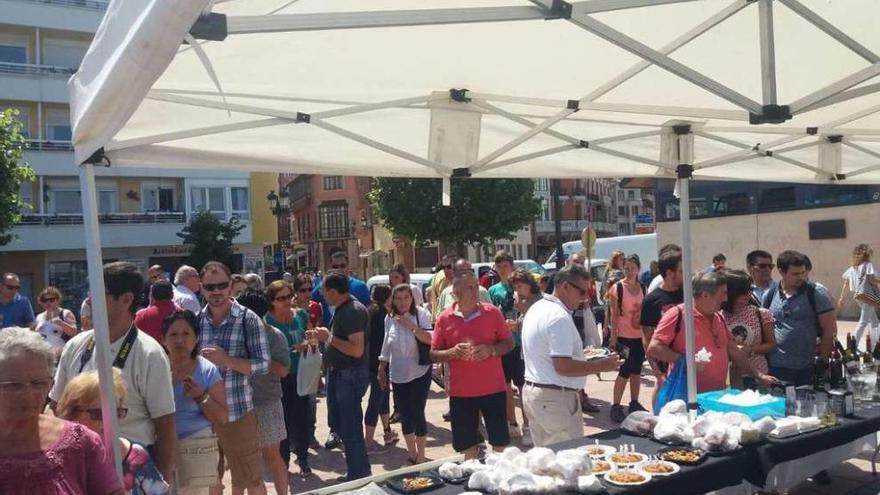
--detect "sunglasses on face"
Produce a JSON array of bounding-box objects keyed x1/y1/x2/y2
[
  {"x1": 752, "y1": 263, "x2": 775, "y2": 269},
  {"x1": 80, "y1": 407, "x2": 129, "y2": 421},
  {"x1": 202, "y1": 281, "x2": 230, "y2": 292},
  {"x1": 40, "y1": 297, "x2": 58, "y2": 303},
  {"x1": 273, "y1": 293, "x2": 293, "y2": 302},
  {"x1": 4, "y1": 284, "x2": 20, "y2": 291}
]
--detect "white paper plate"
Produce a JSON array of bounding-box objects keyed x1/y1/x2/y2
[
  {"x1": 589, "y1": 460, "x2": 613, "y2": 475},
  {"x1": 636, "y1": 460, "x2": 680, "y2": 477},
  {"x1": 603, "y1": 470, "x2": 652, "y2": 486},
  {"x1": 578, "y1": 444, "x2": 617, "y2": 459},
  {"x1": 607, "y1": 452, "x2": 649, "y2": 466}
]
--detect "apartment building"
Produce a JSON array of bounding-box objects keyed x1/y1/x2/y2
[
  {"x1": 0, "y1": 0, "x2": 277, "y2": 310},
  {"x1": 533, "y1": 178, "x2": 618, "y2": 261},
  {"x1": 615, "y1": 186, "x2": 656, "y2": 235}
]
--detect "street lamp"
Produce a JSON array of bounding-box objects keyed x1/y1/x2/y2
[{"x1": 266, "y1": 190, "x2": 290, "y2": 216}]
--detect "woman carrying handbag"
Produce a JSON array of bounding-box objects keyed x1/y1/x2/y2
[{"x1": 839, "y1": 244, "x2": 880, "y2": 351}]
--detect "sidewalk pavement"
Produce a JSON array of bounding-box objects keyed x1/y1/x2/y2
[{"x1": 247, "y1": 319, "x2": 880, "y2": 494}]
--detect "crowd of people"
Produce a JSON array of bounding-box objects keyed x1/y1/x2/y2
[{"x1": 0, "y1": 241, "x2": 876, "y2": 494}]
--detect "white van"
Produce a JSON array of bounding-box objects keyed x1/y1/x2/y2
[
  {"x1": 471, "y1": 259, "x2": 546, "y2": 281},
  {"x1": 366, "y1": 273, "x2": 434, "y2": 302},
  {"x1": 543, "y1": 233, "x2": 658, "y2": 271}
]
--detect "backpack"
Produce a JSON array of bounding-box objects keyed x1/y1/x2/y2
[{"x1": 616, "y1": 280, "x2": 646, "y2": 316}]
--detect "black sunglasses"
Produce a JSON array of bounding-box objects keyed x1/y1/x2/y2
[
  {"x1": 202, "y1": 281, "x2": 230, "y2": 292},
  {"x1": 273, "y1": 293, "x2": 294, "y2": 301},
  {"x1": 330, "y1": 264, "x2": 348, "y2": 270}
]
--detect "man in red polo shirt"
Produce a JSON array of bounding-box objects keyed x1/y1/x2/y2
[
  {"x1": 134, "y1": 280, "x2": 180, "y2": 343},
  {"x1": 432, "y1": 271, "x2": 514, "y2": 459}
]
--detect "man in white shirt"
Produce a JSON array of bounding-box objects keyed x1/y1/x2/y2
[
  {"x1": 50, "y1": 262, "x2": 176, "y2": 483},
  {"x1": 521, "y1": 265, "x2": 623, "y2": 447},
  {"x1": 173, "y1": 265, "x2": 202, "y2": 314}
]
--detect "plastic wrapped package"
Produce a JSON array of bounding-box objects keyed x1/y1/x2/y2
[
  {"x1": 461, "y1": 459, "x2": 489, "y2": 475},
  {"x1": 533, "y1": 475, "x2": 557, "y2": 492},
  {"x1": 556, "y1": 449, "x2": 592, "y2": 473},
  {"x1": 526, "y1": 448, "x2": 556, "y2": 473},
  {"x1": 654, "y1": 414, "x2": 692, "y2": 443},
  {"x1": 722, "y1": 411, "x2": 752, "y2": 427},
  {"x1": 576, "y1": 475, "x2": 605, "y2": 493},
  {"x1": 621, "y1": 411, "x2": 658, "y2": 435},
  {"x1": 692, "y1": 437, "x2": 710, "y2": 451},
  {"x1": 753, "y1": 416, "x2": 776, "y2": 437},
  {"x1": 659, "y1": 399, "x2": 687, "y2": 416},
  {"x1": 740, "y1": 424, "x2": 761, "y2": 444},
  {"x1": 498, "y1": 472, "x2": 538, "y2": 494},
  {"x1": 501, "y1": 447, "x2": 524, "y2": 462},
  {"x1": 722, "y1": 434, "x2": 739, "y2": 451},
  {"x1": 468, "y1": 470, "x2": 497, "y2": 492},
  {"x1": 439, "y1": 462, "x2": 464, "y2": 479},
  {"x1": 703, "y1": 423, "x2": 729, "y2": 447}
]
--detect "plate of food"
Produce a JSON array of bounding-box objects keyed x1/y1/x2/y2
[
  {"x1": 608, "y1": 451, "x2": 648, "y2": 466},
  {"x1": 583, "y1": 347, "x2": 611, "y2": 361},
  {"x1": 636, "y1": 459, "x2": 680, "y2": 477},
  {"x1": 603, "y1": 470, "x2": 652, "y2": 486},
  {"x1": 590, "y1": 459, "x2": 613, "y2": 475},
  {"x1": 579, "y1": 444, "x2": 617, "y2": 459},
  {"x1": 386, "y1": 473, "x2": 445, "y2": 494},
  {"x1": 657, "y1": 446, "x2": 707, "y2": 466}
]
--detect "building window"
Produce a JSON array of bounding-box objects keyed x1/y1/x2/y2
[
  {"x1": 2, "y1": 107, "x2": 31, "y2": 139},
  {"x1": 319, "y1": 203, "x2": 349, "y2": 239},
  {"x1": 230, "y1": 187, "x2": 250, "y2": 220},
  {"x1": 627, "y1": 190, "x2": 636, "y2": 200},
  {"x1": 49, "y1": 189, "x2": 116, "y2": 214},
  {"x1": 618, "y1": 206, "x2": 626, "y2": 216},
  {"x1": 540, "y1": 198, "x2": 551, "y2": 221},
  {"x1": 323, "y1": 176, "x2": 343, "y2": 191},
  {"x1": 19, "y1": 181, "x2": 34, "y2": 214},
  {"x1": 46, "y1": 109, "x2": 72, "y2": 141},
  {"x1": 43, "y1": 41, "x2": 88, "y2": 68},
  {"x1": 141, "y1": 183, "x2": 177, "y2": 212},
  {"x1": 535, "y1": 178, "x2": 550, "y2": 192},
  {"x1": 0, "y1": 42, "x2": 26, "y2": 64},
  {"x1": 191, "y1": 187, "x2": 226, "y2": 219},
  {"x1": 758, "y1": 187, "x2": 796, "y2": 212}
]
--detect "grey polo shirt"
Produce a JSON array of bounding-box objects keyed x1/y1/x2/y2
[{"x1": 766, "y1": 283, "x2": 833, "y2": 371}]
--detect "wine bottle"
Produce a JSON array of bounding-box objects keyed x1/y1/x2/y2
[
  {"x1": 864, "y1": 335, "x2": 874, "y2": 366},
  {"x1": 813, "y1": 355, "x2": 827, "y2": 391},
  {"x1": 873, "y1": 339, "x2": 880, "y2": 361},
  {"x1": 829, "y1": 346, "x2": 844, "y2": 390}
]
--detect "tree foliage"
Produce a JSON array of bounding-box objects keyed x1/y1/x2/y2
[
  {"x1": 368, "y1": 178, "x2": 541, "y2": 248},
  {"x1": 177, "y1": 210, "x2": 245, "y2": 270},
  {"x1": 0, "y1": 109, "x2": 36, "y2": 246}
]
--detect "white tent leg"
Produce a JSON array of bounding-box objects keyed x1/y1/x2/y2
[
  {"x1": 678, "y1": 171, "x2": 698, "y2": 418},
  {"x1": 79, "y1": 162, "x2": 124, "y2": 480}
]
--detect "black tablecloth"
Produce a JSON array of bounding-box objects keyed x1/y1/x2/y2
[{"x1": 741, "y1": 402, "x2": 880, "y2": 486}]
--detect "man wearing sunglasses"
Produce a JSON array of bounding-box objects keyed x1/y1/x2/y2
[
  {"x1": 747, "y1": 250, "x2": 777, "y2": 305},
  {"x1": 197, "y1": 261, "x2": 270, "y2": 494},
  {"x1": 311, "y1": 252, "x2": 371, "y2": 328},
  {"x1": 0, "y1": 272, "x2": 35, "y2": 329},
  {"x1": 50, "y1": 262, "x2": 177, "y2": 485},
  {"x1": 521, "y1": 264, "x2": 624, "y2": 447}
]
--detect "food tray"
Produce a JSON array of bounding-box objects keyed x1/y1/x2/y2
[
  {"x1": 603, "y1": 470, "x2": 652, "y2": 486},
  {"x1": 697, "y1": 388, "x2": 785, "y2": 420},
  {"x1": 657, "y1": 446, "x2": 707, "y2": 466},
  {"x1": 385, "y1": 473, "x2": 445, "y2": 494},
  {"x1": 428, "y1": 467, "x2": 469, "y2": 485},
  {"x1": 584, "y1": 347, "x2": 611, "y2": 361}
]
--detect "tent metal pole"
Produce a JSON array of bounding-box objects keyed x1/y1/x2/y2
[
  {"x1": 773, "y1": 154, "x2": 830, "y2": 177},
  {"x1": 694, "y1": 134, "x2": 806, "y2": 168},
  {"x1": 841, "y1": 163, "x2": 880, "y2": 180},
  {"x1": 78, "y1": 161, "x2": 124, "y2": 481},
  {"x1": 552, "y1": 179, "x2": 564, "y2": 271},
  {"x1": 474, "y1": 145, "x2": 580, "y2": 174},
  {"x1": 818, "y1": 103, "x2": 880, "y2": 130},
  {"x1": 778, "y1": 0, "x2": 879, "y2": 63},
  {"x1": 677, "y1": 167, "x2": 699, "y2": 417},
  {"x1": 469, "y1": 108, "x2": 575, "y2": 172},
  {"x1": 796, "y1": 82, "x2": 880, "y2": 114},
  {"x1": 566, "y1": 13, "x2": 763, "y2": 113},
  {"x1": 822, "y1": 128, "x2": 880, "y2": 137},
  {"x1": 108, "y1": 118, "x2": 289, "y2": 151},
  {"x1": 843, "y1": 140, "x2": 880, "y2": 161},
  {"x1": 574, "y1": 0, "x2": 703, "y2": 15},
  {"x1": 788, "y1": 63, "x2": 880, "y2": 114},
  {"x1": 581, "y1": 0, "x2": 749, "y2": 102},
  {"x1": 224, "y1": 6, "x2": 547, "y2": 34},
  {"x1": 758, "y1": 0, "x2": 777, "y2": 105}
]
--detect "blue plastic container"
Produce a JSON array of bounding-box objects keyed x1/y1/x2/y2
[{"x1": 697, "y1": 388, "x2": 785, "y2": 420}]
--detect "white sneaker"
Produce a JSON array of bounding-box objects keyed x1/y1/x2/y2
[
  {"x1": 508, "y1": 423, "x2": 521, "y2": 438},
  {"x1": 521, "y1": 426, "x2": 533, "y2": 447}
]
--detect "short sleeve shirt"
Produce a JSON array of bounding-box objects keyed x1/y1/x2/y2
[
  {"x1": 432, "y1": 302, "x2": 511, "y2": 398},
  {"x1": 766, "y1": 284, "x2": 834, "y2": 370},
  {"x1": 488, "y1": 282, "x2": 519, "y2": 346},
  {"x1": 639, "y1": 287, "x2": 684, "y2": 329},
  {"x1": 652, "y1": 305, "x2": 732, "y2": 393},
  {"x1": 844, "y1": 262, "x2": 875, "y2": 293},
  {"x1": 324, "y1": 297, "x2": 370, "y2": 369},
  {"x1": 50, "y1": 328, "x2": 176, "y2": 446},
  {"x1": 379, "y1": 307, "x2": 433, "y2": 384},
  {"x1": 0, "y1": 294, "x2": 35, "y2": 328},
  {"x1": 251, "y1": 324, "x2": 291, "y2": 403},
  {"x1": 174, "y1": 356, "x2": 222, "y2": 439},
  {"x1": 521, "y1": 296, "x2": 586, "y2": 390}
]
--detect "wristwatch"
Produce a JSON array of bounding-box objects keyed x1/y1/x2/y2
[{"x1": 198, "y1": 392, "x2": 210, "y2": 405}]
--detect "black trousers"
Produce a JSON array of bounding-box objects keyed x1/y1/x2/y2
[
  {"x1": 280, "y1": 373, "x2": 315, "y2": 469},
  {"x1": 392, "y1": 368, "x2": 433, "y2": 436}
]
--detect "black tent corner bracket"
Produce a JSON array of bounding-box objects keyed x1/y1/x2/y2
[
  {"x1": 676, "y1": 164, "x2": 694, "y2": 179},
  {"x1": 827, "y1": 135, "x2": 843, "y2": 143},
  {"x1": 547, "y1": 0, "x2": 573, "y2": 20},
  {"x1": 749, "y1": 105, "x2": 792, "y2": 125},
  {"x1": 451, "y1": 167, "x2": 471, "y2": 178},
  {"x1": 296, "y1": 112, "x2": 311, "y2": 124},
  {"x1": 449, "y1": 88, "x2": 471, "y2": 103},
  {"x1": 188, "y1": 12, "x2": 228, "y2": 42}
]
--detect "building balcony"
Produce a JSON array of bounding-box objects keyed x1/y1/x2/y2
[
  {"x1": 26, "y1": 139, "x2": 74, "y2": 152},
  {"x1": 0, "y1": 63, "x2": 72, "y2": 103},
  {"x1": 535, "y1": 220, "x2": 616, "y2": 234},
  {"x1": 0, "y1": 62, "x2": 77, "y2": 78},
  {"x1": 1, "y1": 0, "x2": 106, "y2": 32},
  {"x1": 17, "y1": 212, "x2": 187, "y2": 226}
]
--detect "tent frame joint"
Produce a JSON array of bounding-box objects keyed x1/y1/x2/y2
[
  {"x1": 566, "y1": 99, "x2": 580, "y2": 111},
  {"x1": 189, "y1": 13, "x2": 228, "y2": 42},
  {"x1": 449, "y1": 88, "x2": 471, "y2": 103},
  {"x1": 806, "y1": 127, "x2": 819, "y2": 135},
  {"x1": 81, "y1": 147, "x2": 111, "y2": 167},
  {"x1": 676, "y1": 164, "x2": 694, "y2": 179},
  {"x1": 826, "y1": 135, "x2": 843, "y2": 143},
  {"x1": 547, "y1": 0, "x2": 572, "y2": 20},
  {"x1": 296, "y1": 112, "x2": 311, "y2": 123},
  {"x1": 452, "y1": 168, "x2": 471, "y2": 178},
  {"x1": 750, "y1": 104, "x2": 791, "y2": 124},
  {"x1": 672, "y1": 124, "x2": 691, "y2": 136},
  {"x1": 579, "y1": 140, "x2": 589, "y2": 148},
  {"x1": 835, "y1": 173, "x2": 847, "y2": 180}
]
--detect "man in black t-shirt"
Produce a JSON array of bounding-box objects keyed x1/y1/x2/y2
[
  {"x1": 312, "y1": 272, "x2": 372, "y2": 481},
  {"x1": 639, "y1": 248, "x2": 684, "y2": 409}
]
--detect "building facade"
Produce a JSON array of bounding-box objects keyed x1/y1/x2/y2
[
  {"x1": 533, "y1": 178, "x2": 618, "y2": 261},
  {"x1": 615, "y1": 185, "x2": 656, "y2": 235},
  {"x1": 0, "y1": 1, "x2": 275, "y2": 311}
]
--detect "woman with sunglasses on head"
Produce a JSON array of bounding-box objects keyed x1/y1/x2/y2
[
  {"x1": 390, "y1": 264, "x2": 424, "y2": 307},
  {"x1": 266, "y1": 280, "x2": 315, "y2": 479},
  {"x1": 34, "y1": 286, "x2": 78, "y2": 359},
  {"x1": 161, "y1": 310, "x2": 226, "y2": 494},
  {"x1": 57, "y1": 367, "x2": 170, "y2": 494}
]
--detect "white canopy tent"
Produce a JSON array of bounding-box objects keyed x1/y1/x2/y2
[{"x1": 68, "y1": 0, "x2": 880, "y2": 474}]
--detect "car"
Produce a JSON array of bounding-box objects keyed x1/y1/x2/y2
[
  {"x1": 366, "y1": 273, "x2": 435, "y2": 302},
  {"x1": 471, "y1": 259, "x2": 546, "y2": 282},
  {"x1": 543, "y1": 233, "x2": 657, "y2": 271}
]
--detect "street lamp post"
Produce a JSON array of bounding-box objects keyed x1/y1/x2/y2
[{"x1": 266, "y1": 189, "x2": 291, "y2": 271}]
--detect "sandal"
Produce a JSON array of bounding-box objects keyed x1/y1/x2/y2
[{"x1": 384, "y1": 428, "x2": 400, "y2": 446}]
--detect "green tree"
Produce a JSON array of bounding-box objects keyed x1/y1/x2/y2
[
  {"x1": 0, "y1": 109, "x2": 36, "y2": 246},
  {"x1": 176, "y1": 210, "x2": 245, "y2": 270},
  {"x1": 368, "y1": 178, "x2": 541, "y2": 249}
]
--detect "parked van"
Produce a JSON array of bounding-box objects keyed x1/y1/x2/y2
[
  {"x1": 471, "y1": 259, "x2": 546, "y2": 281},
  {"x1": 543, "y1": 233, "x2": 658, "y2": 271},
  {"x1": 366, "y1": 273, "x2": 435, "y2": 302}
]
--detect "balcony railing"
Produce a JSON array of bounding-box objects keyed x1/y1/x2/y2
[
  {"x1": 18, "y1": 212, "x2": 187, "y2": 226},
  {"x1": 9, "y1": 0, "x2": 109, "y2": 11},
  {"x1": 0, "y1": 62, "x2": 77, "y2": 78},
  {"x1": 26, "y1": 140, "x2": 74, "y2": 151}
]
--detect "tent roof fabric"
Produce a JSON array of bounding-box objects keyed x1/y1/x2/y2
[{"x1": 70, "y1": 0, "x2": 880, "y2": 183}]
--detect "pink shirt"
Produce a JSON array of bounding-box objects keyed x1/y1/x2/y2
[
  {"x1": 0, "y1": 420, "x2": 121, "y2": 495},
  {"x1": 611, "y1": 281, "x2": 644, "y2": 339},
  {"x1": 432, "y1": 302, "x2": 511, "y2": 398},
  {"x1": 652, "y1": 304, "x2": 732, "y2": 393}
]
